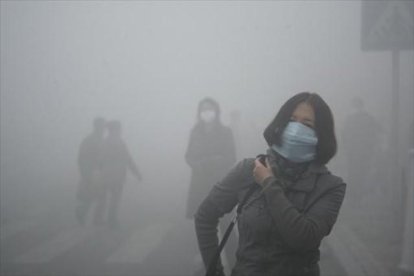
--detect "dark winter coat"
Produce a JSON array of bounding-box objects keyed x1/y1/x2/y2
[
  {"x1": 195, "y1": 158, "x2": 346, "y2": 276},
  {"x1": 100, "y1": 136, "x2": 137, "y2": 188},
  {"x1": 76, "y1": 133, "x2": 104, "y2": 202},
  {"x1": 185, "y1": 123, "x2": 236, "y2": 219},
  {"x1": 78, "y1": 133, "x2": 104, "y2": 179}
]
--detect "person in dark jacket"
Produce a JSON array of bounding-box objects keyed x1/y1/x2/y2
[
  {"x1": 342, "y1": 97, "x2": 381, "y2": 206},
  {"x1": 186, "y1": 97, "x2": 237, "y2": 218},
  {"x1": 75, "y1": 117, "x2": 106, "y2": 225},
  {"x1": 186, "y1": 97, "x2": 237, "y2": 271},
  {"x1": 195, "y1": 92, "x2": 346, "y2": 276},
  {"x1": 94, "y1": 120, "x2": 142, "y2": 228}
]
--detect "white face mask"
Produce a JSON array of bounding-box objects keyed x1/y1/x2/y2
[{"x1": 200, "y1": 110, "x2": 216, "y2": 123}]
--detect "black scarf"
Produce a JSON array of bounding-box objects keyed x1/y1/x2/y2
[{"x1": 266, "y1": 148, "x2": 310, "y2": 183}]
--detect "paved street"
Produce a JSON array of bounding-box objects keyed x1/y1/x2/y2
[{"x1": 1, "y1": 187, "x2": 348, "y2": 276}]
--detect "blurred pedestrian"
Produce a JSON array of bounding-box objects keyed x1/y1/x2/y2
[
  {"x1": 195, "y1": 92, "x2": 346, "y2": 276},
  {"x1": 342, "y1": 97, "x2": 381, "y2": 206},
  {"x1": 185, "y1": 97, "x2": 237, "y2": 272},
  {"x1": 75, "y1": 117, "x2": 106, "y2": 225},
  {"x1": 95, "y1": 120, "x2": 142, "y2": 228}
]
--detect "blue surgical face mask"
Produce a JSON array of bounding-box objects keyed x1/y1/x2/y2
[{"x1": 271, "y1": 121, "x2": 318, "y2": 163}]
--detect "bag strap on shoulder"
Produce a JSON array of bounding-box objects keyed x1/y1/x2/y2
[{"x1": 205, "y1": 183, "x2": 258, "y2": 276}]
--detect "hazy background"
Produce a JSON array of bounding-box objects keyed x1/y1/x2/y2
[{"x1": 1, "y1": 1, "x2": 413, "y2": 276}]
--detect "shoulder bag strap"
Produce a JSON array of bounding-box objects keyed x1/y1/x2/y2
[{"x1": 205, "y1": 183, "x2": 258, "y2": 276}]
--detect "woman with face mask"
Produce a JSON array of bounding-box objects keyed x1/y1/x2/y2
[
  {"x1": 195, "y1": 92, "x2": 346, "y2": 276},
  {"x1": 185, "y1": 97, "x2": 237, "y2": 273},
  {"x1": 186, "y1": 98, "x2": 237, "y2": 219}
]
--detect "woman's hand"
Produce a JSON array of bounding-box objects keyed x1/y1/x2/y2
[{"x1": 253, "y1": 158, "x2": 274, "y2": 186}]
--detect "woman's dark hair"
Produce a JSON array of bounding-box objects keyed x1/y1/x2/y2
[
  {"x1": 263, "y1": 92, "x2": 337, "y2": 165},
  {"x1": 197, "y1": 97, "x2": 221, "y2": 124}
]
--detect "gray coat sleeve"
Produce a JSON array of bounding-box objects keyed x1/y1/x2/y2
[
  {"x1": 194, "y1": 159, "x2": 253, "y2": 274},
  {"x1": 262, "y1": 175, "x2": 346, "y2": 252}
]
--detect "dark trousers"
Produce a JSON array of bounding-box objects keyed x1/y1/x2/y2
[
  {"x1": 76, "y1": 176, "x2": 99, "y2": 224},
  {"x1": 94, "y1": 183, "x2": 123, "y2": 226}
]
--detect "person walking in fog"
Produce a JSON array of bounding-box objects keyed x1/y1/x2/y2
[
  {"x1": 185, "y1": 97, "x2": 237, "y2": 271},
  {"x1": 94, "y1": 120, "x2": 142, "y2": 228},
  {"x1": 342, "y1": 97, "x2": 381, "y2": 206},
  {"x1": 185, "y1": 98, "x2": 237, "y2": 218},
  {"x1": 195, "y1": 92, "x2": 346, "y2": 276},
  {"x1": 75, "y1": 117, "x2": 106, "y2": 225}
]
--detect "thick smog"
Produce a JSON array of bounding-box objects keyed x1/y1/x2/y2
[{"x1": 0, "y1": 1, "x2": 413, "y2": 276}]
